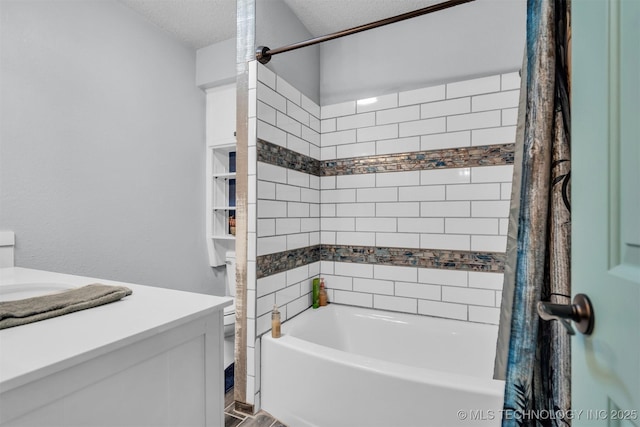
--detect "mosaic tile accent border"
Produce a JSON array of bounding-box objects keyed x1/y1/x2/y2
[
  {"x1": 257, "y1": 139, "x2": 321, "y2": 176},
  {"x1": 256, "y1": 245, "x2": 321, "y2": 279},
  {"x1": 257, "y1": 138, "x2": 514, "y2": 177},
  {"x1": 256, "y1": 244, "x2": 505, "y2": 278},
  {"x1": 321, "y1": 143, "x2": 515, "y2": 176},
  {"x1": 321, "y1": 245, "x2": 505, "y2": 272},
  {"x1": 256, "y1": 138, "x2": 510, "y2": 278}
]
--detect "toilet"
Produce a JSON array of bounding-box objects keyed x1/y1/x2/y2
[{"x1": 223, "y1": 251, "x2": 236, "y2": 369}]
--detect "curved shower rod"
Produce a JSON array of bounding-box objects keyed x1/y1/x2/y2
[{"x1": 256, "y1": 0, "x2": 476, "y2": 64}]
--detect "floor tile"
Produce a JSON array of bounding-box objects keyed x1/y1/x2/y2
[
  {"x1": 224, "y1": 386, "x2": 287, "y2": 427},
  {"x1": 238, "y1": 413, "x2": 277, "y2": 427},
  {"x1": 225, "y1": 413, "x2": 244, "y2": 427},
  {"x1": 225, "y1": 390, "x2": 235, "y2": 409}
]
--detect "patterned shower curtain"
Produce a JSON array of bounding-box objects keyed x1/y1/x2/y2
[{"x1": 500, "y1": 0, "x2": 572, "y2": 425}]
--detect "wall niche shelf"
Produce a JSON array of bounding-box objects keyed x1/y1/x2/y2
[
  {"x1": 206, "y1": 142, "x2": 236, "y2": 266},
  {"x1": 205, "y1": 83, "x2": 236, "y2": 267}
]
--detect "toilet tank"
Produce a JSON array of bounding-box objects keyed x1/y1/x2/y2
[{"x1": 225, "y1": 251, "x2": 236, "y2": 297}]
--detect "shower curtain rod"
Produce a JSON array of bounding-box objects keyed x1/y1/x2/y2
[{"x1": 256, "y1": 0, "x2": 475, "y2": 64}]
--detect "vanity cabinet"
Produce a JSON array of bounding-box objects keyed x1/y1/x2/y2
[{"x1": 0, "y1": 268, "x2": 232, "y2": 427}]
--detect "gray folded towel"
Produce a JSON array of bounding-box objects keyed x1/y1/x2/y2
[{"x1": 0, "y1": 284, "x2": 132, "y2": 329}]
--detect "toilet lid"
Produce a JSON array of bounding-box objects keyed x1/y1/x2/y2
[{"x1": 224, "y1": 301, "x2": 235, "y2": 316}]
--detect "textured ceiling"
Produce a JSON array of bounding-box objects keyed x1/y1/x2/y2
[
  {"x1": 119, "y1": 0, "x2": 444, "y2": 50},
  {"x1": 282, "y1": 0, "x2": 440, "y2": 38},
  {"x1": 119, "y1": 0, "x2": 236, "y2": 49}
]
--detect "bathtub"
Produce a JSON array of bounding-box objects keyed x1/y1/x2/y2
[{"x1": 261, "y1": 304, "x2": 504, "y2": 427}]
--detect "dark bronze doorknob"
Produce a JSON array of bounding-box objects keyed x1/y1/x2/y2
[{"x1": 537, "y1": 293, "x2": 595, "y2": 335}]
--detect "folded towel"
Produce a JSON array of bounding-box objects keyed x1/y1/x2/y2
[{"x1": 0, "y1": 284, "x2": 132, "y2": 330}]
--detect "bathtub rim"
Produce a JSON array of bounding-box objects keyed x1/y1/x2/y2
[
  {"x1": 263, "y1": 304, "x2": 505, "y2": 398},
  {"x1": 284, "y1": 302, "x2": 503, "y2": 335}
]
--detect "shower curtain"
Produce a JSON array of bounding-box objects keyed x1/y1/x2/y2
[{"x1": 495, "y1": 0, "x2": 571, "y2": 425}]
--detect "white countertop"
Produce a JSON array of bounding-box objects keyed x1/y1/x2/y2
[{"x1": 0, "y1": 267, "x2": 232, "y2": 393}]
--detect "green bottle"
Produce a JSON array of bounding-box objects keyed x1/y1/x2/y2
[{"x1": 312, "y1": 277, "x2": 320, "y2": 309}]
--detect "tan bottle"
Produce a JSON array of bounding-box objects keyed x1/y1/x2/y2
[
  {"x1": 319, "y1": 278, "x2": 328, "y2": 307},
  {"x1": 271, "y1": 305, "x2": 281, "y2": 338}
]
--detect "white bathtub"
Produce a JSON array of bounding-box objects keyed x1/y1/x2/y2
[{"x1": 262, "y1": 304, "x2": 504, "y2": 427}]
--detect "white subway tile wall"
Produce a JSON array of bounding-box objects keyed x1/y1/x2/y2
[
  {"x1": 253, "y1": 66, "x2": 520, "y2": 374},
  {"x1": 246, "y1": 63, "x2": 260, "y2": 407},
  {"x1": 318, "y1": 71, "x2": 519, "y2": 325},
  {"x1": 255, "y1": 63, "x2": 321, "y2": 343}
]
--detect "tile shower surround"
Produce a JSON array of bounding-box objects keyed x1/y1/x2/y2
[
  {"x1": 255, "y1": 65, "x2": 517, "y2": 326},
  {"x1": 256, "y1": 137, "x2": 510, "y2": 279},
  {"x1": 246, "y1": 63, "x2": 518, "y2": 407}
]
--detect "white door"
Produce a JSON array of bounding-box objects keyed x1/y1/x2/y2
[{"x1": 572, "y1": 0, "x2": 640, "y2": 425}]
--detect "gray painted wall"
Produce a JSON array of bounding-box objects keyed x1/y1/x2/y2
[
  {"x1": 0, "y1": 0, "x2": 224, "y2": 295},
  {"x1": 196, "y1": 37, "x2": 237, "y2": 89},
  {"x1": 256, "y1": 0, "x2": 321, "y2": 104},
  {"x1": 320, "y1": 0, "x2": 526, "y2": 105}
]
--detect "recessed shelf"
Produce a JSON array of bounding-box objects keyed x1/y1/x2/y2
[
  {"x1": 206, "y1": 138, "x2": 237, "y2": 267},
  {"x1": 213, "y1": 172, "x2": 236, "y2": 179},
  {"x1": 211, "y1": 235, "x2": 236, "y2": 240},
  {"x1": 205, "y1": 83, "x2": 237, "y2": 267}
]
